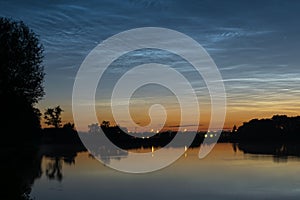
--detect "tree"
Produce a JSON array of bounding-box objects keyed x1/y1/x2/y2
[
  {"x1": 63, "y1": 122, "x2": 75, "y2": 130},
  {"x1": 101, "y1": 120, "x2": 110, "y2": 128},
  {"x1": 44, "y1": 106, "x2": 63, "y2": 128},
  {"x1": 88, "y1": 123, "x2": 100, "y2": 134},
  {"x1": 0, "y1": 17, "x2": 44, "y2": 104},
  {"x1": 0, "y1": 17, "x2": 45, "y2": 136}
]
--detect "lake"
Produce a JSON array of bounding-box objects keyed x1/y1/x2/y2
[{"x1": 29, "y1": 143, "x2": 300, "y2": 200}]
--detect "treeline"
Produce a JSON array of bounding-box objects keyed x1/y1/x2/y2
[
  {"x1": 236, "y1": 115, "x2": 300, "y2": 141},
  {"x1": 86, "y1": 115, "x2": 300, "y2": 149}
]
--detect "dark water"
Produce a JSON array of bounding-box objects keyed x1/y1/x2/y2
[{"x1": 23, "y1": 143, "x2": 300, "y2": 200}]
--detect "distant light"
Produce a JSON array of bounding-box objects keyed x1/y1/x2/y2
[
  {"x1": 184, "y1": 128, "x2": 187, "y2": 132},
  {"x1": 204, "y1": 134, "x2": 208, "y2": 138},
  {"x1": 152, "y1": 146, "x2": 154, "y2": 153},
  {"x1": 156, "y1": 130, "x2": 159, "y2": 133},
  {"x1": 150, "y1": 129, "x2": 154, "y2": 132},
  {"x1": 210, "y1": 134, "x2": 214, "y2": 138},
  {"x1": 142, "y1": 137, "x2": 145, "y2": 139}
]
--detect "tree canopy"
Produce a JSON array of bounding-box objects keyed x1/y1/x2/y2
[
  {"x1": 0, "y1": 17, "x2": 45, "y2": 136},
  {"x1": 237, "y1": 115, "x2": 300, "y2": 141},
  {"x1": 0, "y1": 17, "x2": 44, "y2": 104},
  {"x1": 44, "y1": 106, "x2": 64, "y2": 128}
]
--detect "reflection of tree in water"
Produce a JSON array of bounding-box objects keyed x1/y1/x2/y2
[
  {"x1": 41, "y1": 144, "x2": 85, "y2": 181},
  {"x1": 44, "y1": 152, "x2": 79, "y2": 181},
  {"x1": 83, "y1": 132, "x2": 128, "y2": 165},
  {"x1": 1, "y1": 144, "x2": 85, "y2": 199},
  {"x1": 89, "y1": 146, "x2": 127, "y2": 165},
  {"x1": 236, "y1": 143, "x2": 300, "y2": 163},
  {"x1": 81, "y1": 123, "x2": 130, "y2": 165},
  {"x1": 46, "y1": 158, "x2": 63, "y2": 181},
  {"x1": 1, "y1": 145, "x2": 43, "y2": 200}
]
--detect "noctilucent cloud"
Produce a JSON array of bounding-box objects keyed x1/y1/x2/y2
[{"x1": 1, "y1": 0, "x2": 299, "y2": 129}]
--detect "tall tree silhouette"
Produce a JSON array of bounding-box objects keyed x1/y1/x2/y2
[
  {"x1": 0, "y1": 17, "x2": 45, "y2": 139},
  {"x1": 0, "y1": 17, "x2": 44, "y2": 103}
]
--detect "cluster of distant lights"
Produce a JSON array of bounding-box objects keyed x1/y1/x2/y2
[
  {"x1": 204, "y1": 133, "x2": 218, "y2": 138},
  {"x1": 128, "y1": 128, "x2": 188, "y2": 134},
  {"x1": 204, "y1": 130, "x2": 219, "y2": 138},
  {"x1": 127, "y1": 129, "x2": 219, "y2": 138}
]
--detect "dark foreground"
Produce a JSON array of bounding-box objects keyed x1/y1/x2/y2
[{"x1": 3, "y1": 126, "x2": 300, "y2": 199}]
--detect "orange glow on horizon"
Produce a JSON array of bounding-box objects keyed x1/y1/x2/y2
[
  {"x1": 39, "y1": 99, "x2": 300, "y2": 132},
  {"x1": 40, "y1": 110, "x2": 300, "y2": 133}
]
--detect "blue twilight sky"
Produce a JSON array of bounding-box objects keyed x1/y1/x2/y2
[{"x1": 1, "y1": 0, "x2": 300, "y2": 129}]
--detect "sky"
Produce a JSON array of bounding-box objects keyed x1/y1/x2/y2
[{"x1": 1, "y1": 0, "x2": 300, "y2": 131}]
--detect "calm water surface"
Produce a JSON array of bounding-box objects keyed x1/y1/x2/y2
[{"x1": 30, "y1": 143, "x2": 300, "y2": 200}]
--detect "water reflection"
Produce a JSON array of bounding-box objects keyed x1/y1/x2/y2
[
  {"x1": 1, "y1": 145, "x2": 42, "y2": 200},
  {"x1": 5, "y1": 142, "x2": 300, "y2": 199},
  {"x1": 38, "y1": 142, "x2": 300, "y2": 183},
  {"x1": 236, "y1": 143, "x2": 300, "y2": 162},
  {"x1": 80, "y1": 132, "x2": 129, "y2": 165},
  {"x1": 40, "y1": 144, "x2": 86, "y2": 181},
  {"x1": 1, "y1": 143, "x2": 86, "y2": 199},
  {"x1": 46, "y1": 158, "x2": 63, "y2": 181},
  {"x1": 31, "y1": 143, "x2": 300, "y2": 200}
]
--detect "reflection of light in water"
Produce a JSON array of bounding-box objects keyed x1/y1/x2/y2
[
  {"x1": 184, "y1": 146, "x2": 187, "y2": 157},
  {"x1": 152, "y1": 146, "x2": 154, "y2": 157},
  {"x1": 109, "y1": 147, "x2": 188, "y2": 172}
]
